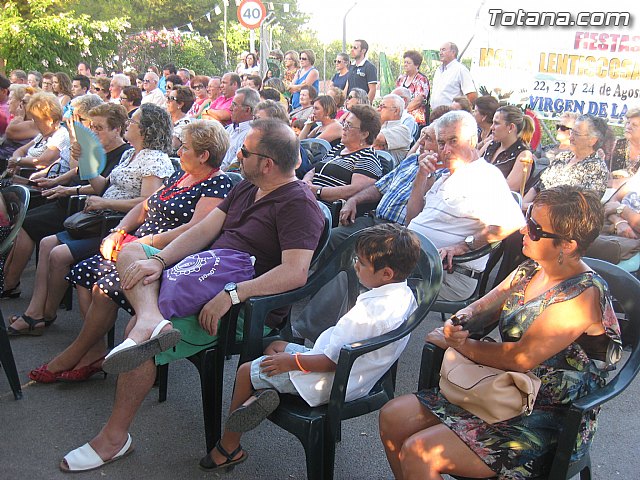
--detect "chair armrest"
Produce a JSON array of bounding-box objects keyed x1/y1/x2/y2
[
  {"x1": 417, "y1": 342, "x2": 446, "y2": 391},
  {"x1": 451, "y1": 242, "x2": 501, "y2": 264},
  {"x1": 67, "y1": 195, "x2": 87, "y2": 216}
]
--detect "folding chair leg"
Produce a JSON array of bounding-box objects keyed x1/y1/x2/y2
[
  {"x1": 0, "y1": 312, "x2": 23, "y2": 400},
  {"x1": 300, "y1": 421, "x2": 331, "y2": 480},
  {"x1": 156, "y1": 364, "x2": 168, "y2": 403}
]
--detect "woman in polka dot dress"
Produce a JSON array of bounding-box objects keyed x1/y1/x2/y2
[{"x1": 29, "y1": 120, "x2": 234, "y2": 383}]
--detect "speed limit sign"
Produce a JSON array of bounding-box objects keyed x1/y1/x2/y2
[{"x1": 237, "y1": 0, "x2": 267, "y2": 29}]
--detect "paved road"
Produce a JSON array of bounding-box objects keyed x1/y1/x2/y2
[{"x1": 1, "y1": 261, "x2": 639, "y2": 479}]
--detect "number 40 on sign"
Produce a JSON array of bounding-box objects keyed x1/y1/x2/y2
[{"x1": 237, "y1": 0, "x2": 267, "y2": 29}]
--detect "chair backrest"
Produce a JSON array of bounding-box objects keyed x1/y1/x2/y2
[
  {"x1": 0, "y1": 185, "x2": 30, "y2": 257},
  {"x1": 225, "y1": 171, "x2": 244, "y2": 187},
  {"x1": 312, "y1": 202, "x2": 332, "y2": 266},
  {"x1": 300, "y1": 138, "x2": 331, "y2": 164},
  {"x1": 375, "y1": 150, "x2": 394, "y2": 175}
]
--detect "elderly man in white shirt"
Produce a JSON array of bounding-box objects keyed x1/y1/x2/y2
[
  {"x1": 392, "y1": 86, "x2": 419, "y2": 139},
  {"x1": 109, "y1": 74, "x2": 130, "y2": 104},
  {"x1": 140, "y1": 72, "x2": 167, "y2": 108},
  {"x1": 220, "y1": 87, "x2": 260, "y2": 171},
  {"x1": 430, "y1": 42, "x2": 477, "y2": 110},
  {"x1": 374, "y1": 93, "x2": 412, "y2": 167},
  {"x1": 406, "y1": 110, "x2": 524, "y2": 301}
]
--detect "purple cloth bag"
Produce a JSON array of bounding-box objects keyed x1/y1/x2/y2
[{"x1": 157, "y1": 248, "x2": 255, "y2": 319}]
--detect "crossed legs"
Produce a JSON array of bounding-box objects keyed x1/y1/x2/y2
[{"x1": 379, "y1": 394, "x2": 496, "y2": 480}]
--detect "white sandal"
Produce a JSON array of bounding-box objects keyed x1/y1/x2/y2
[
  {"x1": 60, "y1": 433, "x2": 134, "y2": 472},
  {"x1": 102, "y1": 319, "x2": 181, "y2": 374}
]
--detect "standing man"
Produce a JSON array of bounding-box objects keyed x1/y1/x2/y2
[
  {"x1": 94, "y1": 67, "x2": 107, "y2": 77},
  {"x1": 201, "y1": 72, "x2": 239, "y2": 126},
  {"x1": 71, "y1": 75, "x2": 90, "y2": 98},
  {"x1": 159, "y1": 63, "x2": 176, "y2": 93},
  {"x1": 27, "y1": 71, "x2": 43, "y2": 89},
  {"x1": 140, "y1": 72, "x2": 166, "y2": 108},
  {"x1": 430, "y1": 42, "x2": 477, "y2": 110},
  {"x1": 221, "y1": 87, "x2": 260, "y2": 171},
  {"x1": 77, "y1": 61, "x2": 91, "y2": 77},
  {"x1": 346, "y1": 39, "x2": 377, "y2": 103}
]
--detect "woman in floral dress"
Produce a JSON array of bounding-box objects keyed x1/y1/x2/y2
[{"x1": 380, "y1": 186, "x2": 622, "y2": 479}]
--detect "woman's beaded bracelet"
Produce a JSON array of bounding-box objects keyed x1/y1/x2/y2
[
  {"x1": 150, "y1": 254, "x2": 167, "y2": 269},
  {"x1": 109, "y1": 227, "x2": 127, "y2": 235}
]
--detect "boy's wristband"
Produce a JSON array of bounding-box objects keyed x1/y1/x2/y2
[{"x1": 294, "y1": 353, "x2": 310, "y2": 374}]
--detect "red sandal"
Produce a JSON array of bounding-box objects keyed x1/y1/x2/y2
[
  {"x1": 29, "y1": 364, "x2": 60, "y2": 383},
  {"x1": 58, "y1": 357, "x2": 106, "y2": 383}
]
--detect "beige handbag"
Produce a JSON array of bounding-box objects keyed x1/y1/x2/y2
[{"x1": 439, "y1": 347, "x2": 541, "y2": 424}]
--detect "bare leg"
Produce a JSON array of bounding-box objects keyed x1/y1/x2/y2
[
  {"x1": 400, "y1": 424, "x2": 497, "y2": 480},
  {"x1": 62, "y1": 317, "x2": 156, "y2": 466},
  {"x1": 379, "y1": 394, "x2": 496, "y2": 480},
  {"x1": 21, "y1": 236, "x2": 65, "y2": 320},
  {"x1": 3, "y1": 228, "x2": 35, "y2": 290},
  {"x1": 379, "y1": 394, "x2": 442, "y2": 479},
  {"x1": 77, "y1": 284, "x2": 92, "y2": 319},
  {"x1": 42, "y1": 243, "x2": 76, "y2": 319},
  {"x1": 9, "y1": 235, "x2": 59, "y2": 332},
  {"x1": 206, "y1": 362, "x2": 254, "y2": 465},
  {"x1": 115, "y1": 243, "x2": 170, "y2": 343},
  {"x1": 47, "y1": 285, "x2": 119, "y2": 372}
]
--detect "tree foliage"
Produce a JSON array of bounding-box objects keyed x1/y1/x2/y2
[{"x1": 0, "y1": 0, "x2": 128, "y2": 74}]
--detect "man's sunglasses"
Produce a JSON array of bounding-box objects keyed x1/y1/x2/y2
[
  {"x1": 240, "y1": 145, "x2": 269, "y2": 159},
  {"x1": 525, "y1": 205, "x2": 562, "y2": 241},
  {"x1": 556, "y1": 124, "x2": 571, "y2": 132}
]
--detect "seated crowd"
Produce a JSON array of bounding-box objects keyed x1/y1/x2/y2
[{"x1": 0, "y1": 40, "x2": 636, "y2": 478}]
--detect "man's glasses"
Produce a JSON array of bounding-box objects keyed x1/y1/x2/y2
[
  {"x1": 525, "y1": 205, "x2": 562, "y2": 241},
  {"x1": 351, "y1": 45, "x2": 360, "y2": 50},
  {"x1": 240, "y1": 145, "x2": 268, "y2": 159},
  {"x1": 119, "y1": 96, "x2": 129, "y2": 101},
  {"x1": 334, "y1": 60, "x2": 343, "y2": 64},
  {"x1": 556, "y1": 124, "x2": 571, "y2": 132},
  {"x1": 143, "y1": 79, "x2": 151, "y2": 83}
]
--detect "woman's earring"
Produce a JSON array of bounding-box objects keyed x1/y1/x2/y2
[{"x1": 558, "y1": 250, "x2": 564, "y2": 265}]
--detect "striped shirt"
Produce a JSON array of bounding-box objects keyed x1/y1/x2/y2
[{"x1": 312, "y1": 144, "x2": 382, "y2": 189}]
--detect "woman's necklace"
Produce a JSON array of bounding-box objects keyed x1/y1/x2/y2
[{"x1": 157, "y1": 167, "x2": 219, "y2": 201}]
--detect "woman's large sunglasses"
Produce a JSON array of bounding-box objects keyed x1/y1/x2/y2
[{"x1": 525, "y1": 205, "x2": 562, "y2": 241}]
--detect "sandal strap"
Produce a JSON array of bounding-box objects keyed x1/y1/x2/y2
[
  {"x1": 215, "y1": 440, "x2": 243, "y2": 462},
  {"x1": 21, "y1": 314, "x2": 43, "y2": 331}
]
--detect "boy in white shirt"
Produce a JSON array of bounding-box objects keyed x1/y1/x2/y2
[{"x1": 199, "y1": 223, "x2": 421, "y2": 472}]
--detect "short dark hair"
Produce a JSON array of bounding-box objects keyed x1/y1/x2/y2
[
  {"x1": 250, "y1": 118, "x2": 299, "y2": 172},
  {"x1": 165, "y1": 74, "x2": 183, "y2": 86},
  {"x1": 403, "y1": 50, "x2": 423, "y2": 68},
  {"x1": 300, "y1": 84, "x2": 317, "y2": 101},
  {"x1": 349, "y1": 104, "x2": 381, "y2": 145},
  {"x1": 314, "y1": 95, "x2": 337, "y2": 119},
  {"x1": 534, "y1": 186, "x2": 603, "y2": 257},
  {"x1": 172, "y1": 85, "x2": 195, "y2": 113},
  {"x1": 73, "y1": 75, "x2": 91, "y2": 92},
  {"x1": 88, "y1": 103, "x2": 128, "y2": 134},
  {"x1": 259, "y1": 87, "x2": 281, "y2": 102},
  {"x1": 356, "y1": 223, "x2": 421, "y2": 281},
  {"x1": 227, "y1": 73, "x2": 242, "y2": 88},
  {"x1": 255, "y1": 100, "x2": 289, "y2": 123},
  {"x1": 246, "y1": 75, "x2": 262, "y2": 90},
  {"x1": 122, "y1": 86, "x2": 142, "y2": 106},
  {"x1": 355, "y1": 39, "x2": 369, "y2": 55},
  {"x1": 163, "y1": 63, "x2": 177, "y2": 74},
  {"x1": 0, "y1": 74, "x2": 10, "y2": 90}
]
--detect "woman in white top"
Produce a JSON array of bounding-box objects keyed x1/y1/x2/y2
[
  {"x1": 167, "y1": 86, "x2": 194, "y2": 155},
  {"x1": 7, "y1": 92, "x2": 70, "y2": 182}
]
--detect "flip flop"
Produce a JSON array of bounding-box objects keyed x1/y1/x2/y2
[
  {"x1": 102, "y1": 320, "x2": 181, "y2": 374},
  {"x1": 60, "y1": 433, "x2": 134, "y2": 472},
  {"x1": 225, "y1": 389, "x2": 280, "y2": 433},
  {"x1": 7, "y1": 314, "x2": 45, "y2": 336},
  {"x1": 199, "y1": 440, "x2": 248, "y2": 472}
]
